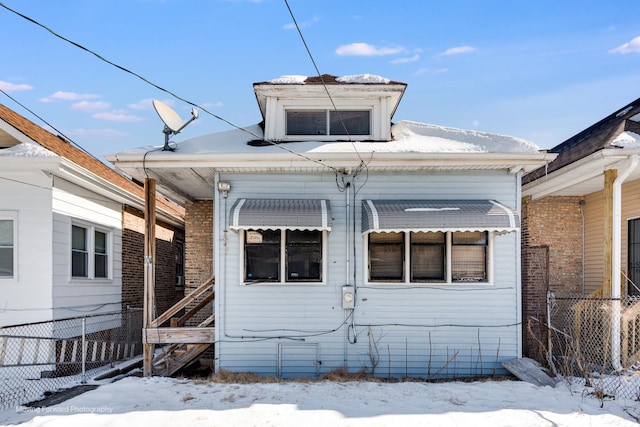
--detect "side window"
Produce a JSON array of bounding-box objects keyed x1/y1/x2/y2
[
  {"x1": 71, "y1": 222, "x2": 111, "y2": 280},
  {"x1": 94, "y1": 230, "x2": 108, "y2": 278},
  {"x1": 286, "y1": 230, "x2": 322, "y2": 282},
  {"x1": 243, "y1": 229, "x2": 325, "y2": 284},
  {"x1": 245, "y1": 230, "x2": 280, "y2": 282},
  {"x1": 0, "y1": 218, "x2": 15, "y2": 278},
  {"x1": 367, "y1": 231, "x2": 490, "y2": 284},
  {"x1": 72, "y1": 225, "x2": 88, "y2": 278},
  {"x1": 368, "y1": 232, "x2": 404, "y2": 282},
  {"x1": 452, "y1": 231, "x2": 487, "y2": 282},
  {"x1": 411, "y1": 232, "x2": 445, "y2": 282}
]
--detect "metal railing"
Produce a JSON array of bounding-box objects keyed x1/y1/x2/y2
[{"x1": 0, "y1": 308, "x2": 142, "y2": 410}]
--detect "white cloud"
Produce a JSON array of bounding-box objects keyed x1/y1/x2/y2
[
  {"x1": 413, "y1": 67, "x2": 448, "y2": 76},
  {"x1": 390, "y1": 54, "x2": 420, "y2": 64},
  {"x1": 609, "y1": 36, "x2": 640, "y2": 54},
  {"x1": 440, "y1": 45, "x2": 476, "y2": 56},
  {"x1": 71, "y1": 101, "x2": 111, "y2": 112},
  {"x1": 128, "y1": 98, "x2": 155, "y2": 110},
  {"x1": 0, "y1": 81, "x2": 34, "y2": 92},
  {"x1": 199, "y1": 101, "x2": 223, "y2": 109},
  {"x1": 335, "y1": 42, "x2": 405, "y2": 56},
  {"x1": 93, "y1": 111, "x2": 144, "y2": 123},
  {"x1": 67, "y1": 128, "x2": 129, "y2": 141},
  {"x1": 283, "y1": 15, "x2": 320, "y2": 30},
  {"x1": 40, "y1": 91, "x2": 100, "y2": 103}
]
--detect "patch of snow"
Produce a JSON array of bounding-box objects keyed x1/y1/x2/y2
[
  {"x1": 268, "y1": 75, "x2": 307, "y2": 84},
  {"x1": 389, "y1": 120, "x2": 541, "y2": 153},
  {"x1": 611, "y1": 131, "x2": 640, "y2": 149},
  {"x1": 336, "y1": 74, "x2": 391, "y2": 84},
  {"x1": 1, "y1": 376, "x2": 637, "y2": 426},
  {"x1": 0, "y1": 141, "x2": 57, "y2": 157}
]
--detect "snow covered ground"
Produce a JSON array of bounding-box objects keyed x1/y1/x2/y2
[{"x1": 1, "y1": 374, "x2": 638, "y2": 426}]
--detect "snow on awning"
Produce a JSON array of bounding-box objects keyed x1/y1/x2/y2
[
  {"x1": 361, "y1": 200, "x2": 519, "y2": 234},
  {"x1": 230, "y1": 199, "x2": 331, "y2": 231}
]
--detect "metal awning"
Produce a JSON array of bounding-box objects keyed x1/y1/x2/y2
[
  {"x1": 362, "y1": 199, "x2": 519, "y2": 233},
  {"x1": 229, "y1": 198, "x2": 331, "y2": 231}
]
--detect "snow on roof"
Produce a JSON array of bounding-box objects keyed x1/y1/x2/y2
[
  {"x1": 0, "y1": 140, "x2": 57, "y2": 157},
  {"x1": 267, "y1": 74, "x2": 392, "y2": 85},
  {"x1": 336, "y1": 74, "x2": 391, "y2": 84},
  {"x1": 115, "y1": 120, "x2": 541, "y2": 158},
  {"x1": 611, "y1": 131, "x2": 640, "y2": 149},
  {"x1": 268, "y1": 75, "x2": 307, "y2": 84}
]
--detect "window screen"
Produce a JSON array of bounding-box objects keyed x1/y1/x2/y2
[
  {"x1": 0, "y1": 219, "x2": 14, "y2": 277},
  {"x1": 72, "y1": 225, "x2": 88, "y2": 277},
  {"x1": 369, "y1": 232, "x2": 404, "y2": 281}
]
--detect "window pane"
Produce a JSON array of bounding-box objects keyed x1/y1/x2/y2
[
  {"x1": 72, "y1": 251, "x2": 88, "y2": 277},
  {"x1": 72, "y1": 225, "x2": 88, "y2": 277},
  {"x1": 286, "y1": 111, "x2": 326, "y2": 135},
  {"x1": 330, "y1": 110, "x2": 370, "y2": 135},
  {"x1": 245, "y1": 230, "x2": 280, "y2": 281},
  {"x1": 0, "y1": 247, "x2": 13, "y2": 277},
  {"x1": 95, "y1": 254, "x2": 108, "y2": 278},
  {"x1": 452, "y1": 246, "x2": 486, "y2": 281},
  {"x1": 72, "y1": 225, "x2": 87, "y2": 251},
  {"x1": 411, "y1": 232, "x2": 445, "y2": 281},
  {"x1": 95, "y1": 231, "x2": 107, "y2": 254},
  {"x1": 369, "y1": 232, "x2": 403, "y2": 281},
  {"x1": 0, "y1": 220, "x2": 13, "y2": 246},
  {"x1": 286, "y1": 230, "x2": 322, "y2": 281},
  {"x1": 452, "y1": 231, "x2": 487, "y2": 245}
]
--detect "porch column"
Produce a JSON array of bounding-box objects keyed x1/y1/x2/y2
[
  {"x1": 143, "y1": 178, "x2": 157, "y2": 377},
  {"x1": 603, "y1": 169, "x2": 617, "y2": 297}
]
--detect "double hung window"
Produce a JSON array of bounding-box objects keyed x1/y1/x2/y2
[
  {"x1": 0, "y1": 216, "x2": 15, "y2": 278},
  {"x1": 72, "y1": 223, "x2": 111, "y2": 280}
]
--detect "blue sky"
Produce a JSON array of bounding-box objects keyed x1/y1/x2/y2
[{"x1": 1, "y1": 0, "x2": 640, "y2": 161}]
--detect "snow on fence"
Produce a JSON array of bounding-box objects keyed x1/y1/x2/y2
[{"x1": 0, "y1": 308, "x2": 142, "y2": 410}]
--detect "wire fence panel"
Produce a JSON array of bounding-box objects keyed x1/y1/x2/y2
[
  {"x1": 548, "y1": 292, "x2": 640, "y2": 400},
  {"x1": 0, "y1": 308, "x2": 142, "y2": 410}
]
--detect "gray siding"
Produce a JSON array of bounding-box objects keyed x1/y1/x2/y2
[{"x1": 215, "y1": 170, "x2": 521, "y2": 378}]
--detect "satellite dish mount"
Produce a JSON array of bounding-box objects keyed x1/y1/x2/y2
[{"x1": 152, "y1": 100, "x2": 199, "y2": 151}]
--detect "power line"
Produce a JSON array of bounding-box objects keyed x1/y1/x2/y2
[
  {"x1": 0, "y1": 1, "x2": 344, "y2": 175},
  {"x1": 283, "y1": 0, "x2": 366, "y2": 166},
  {"x1": 0, "y1": 89, "x2": 93, "y2": 157}
]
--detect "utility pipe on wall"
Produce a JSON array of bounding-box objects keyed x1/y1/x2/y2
[{"x1": 611, "y1": 154, "x2": 639, "y2": 370}]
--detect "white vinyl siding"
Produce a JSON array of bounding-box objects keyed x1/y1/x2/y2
[{"x1": 215, "y1": 169, "x2": 521, "y2": 378}]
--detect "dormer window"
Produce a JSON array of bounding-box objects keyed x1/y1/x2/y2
[{"x1": 286, "y1": 110, "x2": 371, "y2": 137}]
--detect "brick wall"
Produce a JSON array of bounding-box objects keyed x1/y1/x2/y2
[
  {"x1": 121, "y1": 206, "x2": 185, "y2": 315},
  {"x1": 521, "y1": 195, "x2": 583, "y2": 361},
  {"x1": 184, "y1": 200, "x2": 214, "y2": 325}
]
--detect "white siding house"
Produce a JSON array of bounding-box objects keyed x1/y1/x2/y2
[
  {"x1": 110, "y1": 74, "x2": 555, "y2": 378},
  {"x1": 0, "y1": 104, "x2": 184, "y2": 327}
]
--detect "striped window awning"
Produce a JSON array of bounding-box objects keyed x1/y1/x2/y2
[
  {"x1": 361, "y1": 200, "x2": 519, "y2": 234},
  {"x1": 229, "y1": 199, "x2": 331, "y2": 231}
]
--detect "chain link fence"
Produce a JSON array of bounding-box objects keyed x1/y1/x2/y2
[
  {"x1": 546, "y1": 292, "x2": 640, "y2": 400},
  {"x1": 0, "y1": 308, "x2": 143, "y2": 410}
]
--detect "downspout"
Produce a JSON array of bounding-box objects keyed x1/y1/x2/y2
[{"x1": 612, "y1": 154, "x2": 639, "y2": 370}]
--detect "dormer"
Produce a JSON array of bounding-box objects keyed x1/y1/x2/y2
[{"x1": 253, "y1": 74, "x2": 407, "y2": 142}]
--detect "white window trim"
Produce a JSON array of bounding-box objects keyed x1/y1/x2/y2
[
  {"x1": 365, "y1": 231, "x2": 494, "y2": 285},
  {"x1": 266, "y1": 98, "x2": 384, "y2": 141},
  {"x1": 240, "y1": 229, "x2": 328, "y2": 286},
  {"x1": 70, "y1": 220, "x2": 113, "y2": 282},
  {"x1": 0, "y1": 211, "x2": 18, "y2": 282}
]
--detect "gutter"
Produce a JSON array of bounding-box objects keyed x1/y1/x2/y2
[{"x1": 611, "y1": 154, "x2": 639, "y2": 370}]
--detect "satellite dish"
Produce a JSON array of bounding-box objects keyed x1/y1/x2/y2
[{"x1": 152, "y1": 99, "x2": 199, "y2": 151}]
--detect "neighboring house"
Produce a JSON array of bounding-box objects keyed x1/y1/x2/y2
[
  {"x1": 0, "y1": 103, "x2": 185, "y2": 328},
  {"x1": 521, "y1": 98, "x2": 640, "y2": 363},
  {"x1": 109, "y1": 74, "x2": 553, "y2": 378}
]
